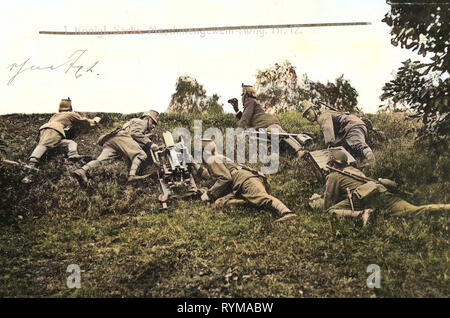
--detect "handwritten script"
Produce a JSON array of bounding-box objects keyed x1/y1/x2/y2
[{"x1": 6, "y1": 50, "x2": 100, "y2": 85}]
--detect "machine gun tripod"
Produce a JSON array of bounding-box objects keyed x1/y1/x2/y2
[{"x1": 150, "y1": 131, "x2": 201, "y2": 208}]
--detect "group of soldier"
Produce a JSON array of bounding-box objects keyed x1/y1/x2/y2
[{"x1": 22, "y1": 84, "x2": 450, "y2": 226}]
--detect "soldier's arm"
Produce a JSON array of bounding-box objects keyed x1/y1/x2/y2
[
  {"x1": 127, "y1": 120, "x2": 153, "y2": 148},
  {"x1": 324, "y1": 173, "x2": 340, "y2": 210},
  {"x1": 237, "y1": 99, "x2": 256, "y2": 128},
  {"x1": 318, "y1": 113, "x2": 336, "y2": 145},
  {"x1": 131, "y1": 133, "x2": 152, "y2": 148},
  {"x1": 193, "y1": 163, "x2": 210, "y2": 179},
  {"x1": 207, "y1": 161, "x2": 233, "y2": 201},
  {"x1": 66, "y1": 113, "x2": 99, "y2": 137},
  {"x1": 72, "y1": 112, "x2": 100, "y2": 128}
]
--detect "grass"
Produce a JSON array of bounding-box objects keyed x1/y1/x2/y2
[{"x1": 0, "y1": 111, "x2": 448, "y2": 297}]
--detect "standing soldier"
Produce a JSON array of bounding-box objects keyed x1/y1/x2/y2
[
  {"x1": 25, "y1": 97, "x2": 100, "y2": 169},
  {"x1": 72, "y1": 110, "x2": 159, "y2": 185},
  {"x1": 302, "y1": 101, "x2": 374, "y2": 165},
  {"x1": 323, "y1": 149, "x2": 450, "y2": 226},
  {"x1": 228, "y1": 84, "x2": 306, "y2": 159},
  {"x1": 200, "y1": 139, "x2": 297, "y2": 223}
]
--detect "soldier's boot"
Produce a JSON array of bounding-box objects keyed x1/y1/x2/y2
[
  {"x1": 271, "y1": 198, "x2": 297, "y2": 223},
  {"x1": 26, "y1": 144, "x2": 48, "y2": 168},
  {"x1": 22, "y1": 157, "x2": 41, "y2": 183},
  {"x1": 329, "y1": 209, "x2": 373, "y2": 226},
  {"x1": 72, "y1": 168, "x2": 89, "y2": 186},
  {"x1": 25, "y1": 157, "x2": 39, "y2": 170},
  {"x1": 127, "y1": 153, "x2": 150, "y2": 183},
  {"x1": 72, "y1": 158, "x2": 103, "y2": 186}
]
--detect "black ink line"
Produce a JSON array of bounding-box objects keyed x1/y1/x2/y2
[
  {"x1": 39, "y1": 22, "x2": 371, "y2": 35},
  {"x1": 387, "y1": 1, "x2": 450, "y2": 5}
]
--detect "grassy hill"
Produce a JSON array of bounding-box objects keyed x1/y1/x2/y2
[{"x1": 0, "y1": 111, "x2": 449, "y2": 297}]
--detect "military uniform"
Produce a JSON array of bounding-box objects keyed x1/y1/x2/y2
[
  {"x1": 317, "y1": 111, "x2": 374, "y2": 163},
  {"x1": 204, "y1": 153, "x2": 295, "y2": 220},
  {"x1": 28, "y1": 99, "x2": 99, "y2": 166},
  {"x1": 237, "y1": 94, "x2": 305, "y2": 158},
  {"x1": 325, "y1": 166, "x2": 450, "y2": 218},
  {"x1": 73, "y1": 111, "x2": 158, "y2": 184}
]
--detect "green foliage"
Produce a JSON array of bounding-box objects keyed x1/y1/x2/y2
[
  {"x1": 277, "y1": 111, "x2": 321, "y2": 138},
  {"x1": 169, "y1": 77, "x2": 224, "y2": 114},
  {"x1": 173, "y1": 77, "x2": 206, "y2": 103},
  {"x1": 308, "y1": 75, "x2": 360, "y2": 113},
  {"x1": 382, "y1": 1, "x2": 450, "y2": 141},
  {"x1": 203, "y1": 94, "x2": 224, "y2": 115},
  {"x1": 367, "y1": 112, "x2": 449, "y2": 204},
  {"x1": 0, "y1": 111, "x2": 449, "y2": 297}
]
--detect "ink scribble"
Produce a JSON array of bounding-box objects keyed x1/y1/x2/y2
[{"x1": 6, "y1": 49, "x2": 99, "y2": 85}]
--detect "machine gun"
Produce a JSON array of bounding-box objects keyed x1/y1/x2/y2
[{"x1": 150, "y1": 131, "x2": 201, "y2": 208}]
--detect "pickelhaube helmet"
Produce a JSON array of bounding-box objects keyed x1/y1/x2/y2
[
  {"x1": 241, "y1": 83, "x2": 257, "y2": 98},
  {"x1": 59, "y1": 97, "x2": 72, "y2": 112}
]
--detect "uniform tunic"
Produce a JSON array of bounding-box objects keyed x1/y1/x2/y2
[
  {"x1": 30, "y1": 112, "x2": 97, "y2": 160},
  {"x1": 236, "y1": 97, "x2": 280, "y2": 129},
  {"x1": 205, "y1": 154, "x2": 290, "y2": 214},
  {"x1": 317, "y1": 111, "x2": 367, "y2": 146},
  {"x1": 236, "y1": 97, "x2": 303, "y2": 155},
  {"x1": 37, "y1": 112, "x2": 96, "y2": 146},
  {"x1": 94, "y1": 117, "x2": 153, "y2": 164},
  {"x1": 324, "y1": 166, "x2": 449, "y2": 216},
  {"x1": 122, "y1": 118, "x2": 152, "y2": 149}
]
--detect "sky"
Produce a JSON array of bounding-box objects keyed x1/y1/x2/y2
[{"x1": 0, "y1": 0, "x2": 423, "y2": 115}]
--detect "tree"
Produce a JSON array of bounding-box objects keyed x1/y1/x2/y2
[
  {"x1": 254, "y1": 61, "x2": 360, "y2": 113},
  {"x1": 381, "y1": 0, "x2": 450, "y2": 140},
  {"x1": 308, "y1": 75, "x2": 360, "y2": 113},
  {"x1": 167, "y1": 76, "x2": 223, "y2": 114}
]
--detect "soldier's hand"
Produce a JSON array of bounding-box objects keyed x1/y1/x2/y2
[
  {"x1": 228, "y1": 98, "x2": 239, "y2": 113},
  {"x1": 201, "y1": 191, "x2": 210, "y2": 202},
  {"x1": 309, "y1": 193, "x2": 324, "y2": 211},
  {"x1": 150, "y1": 143, "x2": 160, "y2": 151}
]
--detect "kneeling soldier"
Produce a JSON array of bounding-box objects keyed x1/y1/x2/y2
[
  {"x1": 200, "y1": 139, "x2": 296, "y2": 223},
  {"x1": 324, "y1": 149, "x2": 450, "y2": 226},
  {"x1": 229, "y1": 84, "x2": 307, "y2": 159},
  {"x1": 73, "y1": 110, "x2": 159, "y2": 185},
  {"x1": 302, "y1": 101, "x2": 374, "y2": 165},
  {"x1": 26, "y1": 97, "x2": 100, "y2": 169}
]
